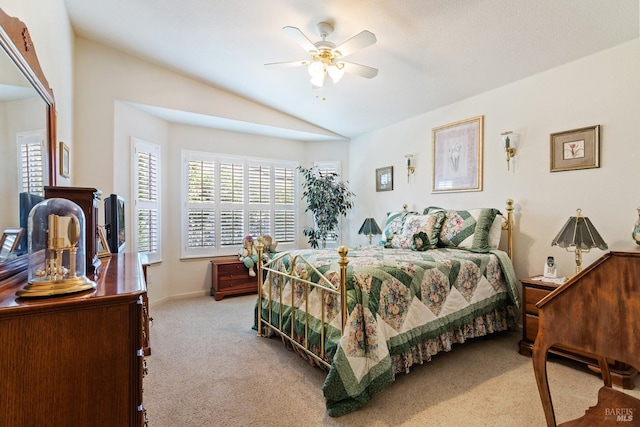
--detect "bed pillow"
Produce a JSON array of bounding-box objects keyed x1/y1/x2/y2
[
  {"x1": 388, "y1": 211, "x2": 445, "y2": 250},
  {"x1": 424, "y1": 207, "x2": 501, "y2": 252},
  {"x1": 381, "y1": 209, "x2": 418, "y2": 246},
  {"x1": 487, "y1": 214, "x2": 504, "y2": 249}
]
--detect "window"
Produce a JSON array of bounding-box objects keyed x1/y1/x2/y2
[
  {"x1": 132, "y1": 138, "x2": 161, "y2": 263},
  {"x1": 182, "y1": 151, "x2": 297, "y2": 258},
  {"x1": 17, "y1": 130, "x2": 46, "y2": 196}
]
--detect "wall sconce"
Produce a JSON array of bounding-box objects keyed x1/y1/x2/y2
[
  {"x1": 405, "y1": 154, "x2": 415, "y2": 182},
  {"x1": 501, "y1": 131, "x2": 518, "y2": 171}
]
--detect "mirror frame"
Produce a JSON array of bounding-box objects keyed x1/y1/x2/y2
[{"x1": 0, "y1": 7, "x2": 56, "y2": 283}]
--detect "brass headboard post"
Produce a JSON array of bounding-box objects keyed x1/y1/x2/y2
[
  {"x1": 502, "y1": 199, "x2": 515, "y2": 259},
  {"x1": 338, "y1": 246, "x2": 349, "y2": 333}
]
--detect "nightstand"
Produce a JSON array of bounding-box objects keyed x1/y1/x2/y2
[
  {"x1": 210, "y1": 257, "x2": 258, "y2": 301},
  {"x1": 519, "y1": 275, "x2": 638, "y2": 389}
]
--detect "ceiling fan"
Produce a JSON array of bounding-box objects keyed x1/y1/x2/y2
[{"x1": 265, "y1": 21, "x2": 378, "y2": 88}]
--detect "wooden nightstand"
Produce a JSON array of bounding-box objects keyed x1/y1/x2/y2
[
  {"x1": 210, "y1": 257, "x2": 258, "y2": 301},
  {"x1": 519, "y1": 275, "x2": 638, "y2": 389}
]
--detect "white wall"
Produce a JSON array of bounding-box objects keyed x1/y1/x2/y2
[
  {"x1": 348, "y1": 39, "x2": 640, "y2": 281},
  {"x1": 74, "y1": 37, "x2": 349, "y2": 303}
]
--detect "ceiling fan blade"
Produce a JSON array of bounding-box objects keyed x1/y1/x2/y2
[
  {"x1": 265, "y1": 60, "x2": 310, "y2": 69},
  {"x1": 333, "y1": 30, "x2": 376, "y2": 58},
  {"x1": 282, "y1": 26, "x2": 319, "y2": 54},
  {"x1": 339, "y1": 61, "x2": 379, "y2": 79}
]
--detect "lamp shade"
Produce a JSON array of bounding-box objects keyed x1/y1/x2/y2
[
  {"x1": 551, "y1": 211, "x2": 608, "y2": 251},
  {"x1": 358, "y1": 218, "x2": 382, "y2": 245}
]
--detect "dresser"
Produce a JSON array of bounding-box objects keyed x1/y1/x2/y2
[
  {"x1": 0, "y1": 253, "x2": 149, "y2": 427},
  {"x1": 520, "y1": 273, "x2": 638, "y2": 389},
  {"x1": 210, "y1": 257, "x2": 258, "y2": 300}
]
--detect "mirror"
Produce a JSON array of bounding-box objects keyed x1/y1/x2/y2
[{"x1": 0, "y1": 8, "x2": 56, "y2": 279}]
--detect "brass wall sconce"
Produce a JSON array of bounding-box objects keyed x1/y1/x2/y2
[
  {"x1": 501, "y1": 131, "x2": 518, "y2": 171},
  {"x1": 405, "y1": 154, "x2": 415, "y2": 182}
]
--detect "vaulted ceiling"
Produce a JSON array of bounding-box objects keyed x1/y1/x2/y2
[{"x1": 63, "y1": 0, "x2": 639, "y2": 141}]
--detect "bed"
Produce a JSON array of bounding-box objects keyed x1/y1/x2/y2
[{"x1": 255, "y1": 199, "x2": 520, "y2": 416}]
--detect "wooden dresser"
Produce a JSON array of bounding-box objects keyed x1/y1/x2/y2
[
  {"x1": 210, "y1": 257, "x2": 258, "y2": 301},
  {"x1": 519, "y1": 275, "x2": 638, "y2": 389},
  {"x1": 0, "y1": 253, "x2": 149, "y2": 427}
]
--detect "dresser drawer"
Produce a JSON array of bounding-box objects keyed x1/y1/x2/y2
[
  {"x1": 217, "y1": 261, "x2": 250, "y2": 277},
  {"x1": 218, "y1": 275, "x2": 255, "y2": 291},
  {"x1": 525, "y1": 287, "x2": 550, "y2": 316},
  {"x1": 525, "y1": 313, "x2": 540, "y2": 342}
]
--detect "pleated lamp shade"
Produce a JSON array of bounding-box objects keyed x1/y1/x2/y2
[
  {"x1": 358, "y1": 218, "x2": 382, "y2": 245},
  {"x1": 551, "y1": 209, "x2": 608, "y2": 273}
]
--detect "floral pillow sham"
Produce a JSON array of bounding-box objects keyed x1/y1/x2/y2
[
  {"x1": 380, "y1": 209, "x2": 418, "y2": 245},
  {"x1": 387, "y1": 211, "x2": 445, "y2": 251}
]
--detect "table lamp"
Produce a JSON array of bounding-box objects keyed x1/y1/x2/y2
[
  {"x1": 358, "y1": 218, "x2": 382, "y2": 245},
  {"x1": 551, "y1": 208, "x2": 608, "y2": 275}
]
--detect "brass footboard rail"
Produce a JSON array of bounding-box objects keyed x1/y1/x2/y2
[{"x1": 255, "y1": 244, "x2": 349, "y2": 369}]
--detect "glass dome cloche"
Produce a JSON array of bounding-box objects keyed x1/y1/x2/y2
[{"x1": 16, "y1": 198, "x2": 96, "y2": 297}]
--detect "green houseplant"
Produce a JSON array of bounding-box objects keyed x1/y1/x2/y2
[{"x1": 299, "y1": 166, "x2": 355, "y2": 249}]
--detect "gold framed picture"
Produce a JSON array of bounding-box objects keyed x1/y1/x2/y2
[
  {"x1": 376, "y1": 166, "x2": 393, "y2": 192},
  {"x1": 59, "y1": 141, "x2": 70, "y2": 178},
  {"x1": 550, "y1": 125, "x2": 600, "y2": 172},
  {"x1": 432, "y1": 116, "x2": 483, "y2": 193}
]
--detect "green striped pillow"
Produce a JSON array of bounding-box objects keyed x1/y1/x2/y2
[{"x1": 424, "y1": 207, "x2": 501, "y2": 252}]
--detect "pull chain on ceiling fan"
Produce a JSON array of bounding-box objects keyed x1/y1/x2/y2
[{"x1": 265, "y1": 21, "x2": 378, "y2": 89}]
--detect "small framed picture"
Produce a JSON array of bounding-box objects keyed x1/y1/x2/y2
[
  {"x1": 376, "y1": 166, "x2": 393, "y2": 192},
  {"x1": 97, "y1": 226, "x2": 111, "y2": 258},
  {"x1": 550, "y1": 125, "x2": 600, "y2": 172},
  {"x1": 59, "y1": 142, "x2": 70, "y2": 178}
]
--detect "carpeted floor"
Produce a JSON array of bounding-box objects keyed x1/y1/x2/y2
[{"x1": 143, "y1": 295, "x2": 639, "y2": 427}]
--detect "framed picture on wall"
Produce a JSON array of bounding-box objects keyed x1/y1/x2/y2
[
  {"x1": 376, "y1": 166, "x2": 393, "y2": 192},
  {"x1": 550, "y1": 125, "x2": 600, "y2": 172},
  {"x1": 59, "y1": 141, "x2": 70, "y2": 178},
  {"x1": 432, "y1": 116, "x2": 483, "y2": 193}
]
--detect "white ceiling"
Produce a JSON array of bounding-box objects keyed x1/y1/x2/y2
[{"x1": 63, "y1": 0, "x2": 639, "y2": 141}]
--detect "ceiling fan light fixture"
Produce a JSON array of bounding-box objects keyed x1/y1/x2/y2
[
  {"x1": 310, "y1": 69, "x2": 326, "y2": 87},
  {"x1": 327, "y1": 65, "x2": 344, "y2": 83},
  {"x1": 308, "y1": 61, "x2": 324, "y2": 77}
]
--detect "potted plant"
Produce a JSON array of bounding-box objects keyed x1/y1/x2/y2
[{"x1": 299, "y1": 166, "x2": 355, "y2": 249}]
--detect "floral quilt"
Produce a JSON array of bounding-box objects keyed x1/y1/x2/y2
[{"x1": 257, "y1": 246, "x2": 520, "y2": 417}]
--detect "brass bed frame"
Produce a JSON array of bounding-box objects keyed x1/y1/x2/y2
[{"x1": 256, "y1": 199, "x2": 515, "y2": 369}]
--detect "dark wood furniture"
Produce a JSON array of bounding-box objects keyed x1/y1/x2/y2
[
  {"x1": 0, "y1": 253, "x2": 148, "y2": 427},
  {"x1": 532, "y1": 251, "x2": 640, "y2": 426},
  {"x1": 519, "y1": 275, "x2": 638, "y2": 389},
  {"x1": 210, "y1": 257, "x2": 258, "y2": 300},
  {"x1": 45, "y1": 186, "x2": 102, "y2": 277}
]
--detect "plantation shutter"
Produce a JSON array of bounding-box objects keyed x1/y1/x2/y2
[
  {"x1": 219, "y1": 159, "x2": 244, "y2": 246},
  {"x1": 181, "y1": 151, "x2": 297, "y2": 257},
  {"x1": 248, "y1": 163, "x2": 271, "y2": 238},
  {"x1": 273, "y1": 165, "x2": 295, "y2": 243},
  {"x1": 186, "y1": 159, "x2": 216, "y2": 249},
  {"x1": 17, "y1": 131, "x2": 46, "y2": 196},
  {"x1": 134, "y1": 139, "x2": 161, "y2": 259}
]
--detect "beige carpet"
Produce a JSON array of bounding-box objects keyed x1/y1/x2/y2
[{"x1": 143, "y1": 295, "x2": 639, "y2": 426}]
